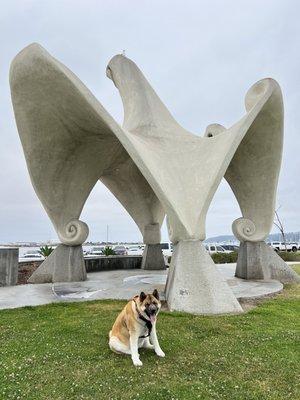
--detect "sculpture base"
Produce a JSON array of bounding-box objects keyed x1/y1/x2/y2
[
  {"x1": 165, "y1": 240, "x2": 242, "y2": 315},
  {"x1": 141, "y1": 244, "x2": 166, "y2": 270},
  {"x1": 236, "y1": 241, "x2": 300, "y2": 283},
  {"x1": 0, "y1": 248, "x2": 19, "y2": 286},
  {"x1": 28, "y1": 244, "x2": 87, "y2": 284}
]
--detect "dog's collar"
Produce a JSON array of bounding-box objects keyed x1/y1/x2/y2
[{"x1": 132, "y1": 298, "x2": 153, "y2": 339}]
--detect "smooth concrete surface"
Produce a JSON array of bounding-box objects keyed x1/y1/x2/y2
[
  {"x1": 141, "y1": 244, "x2": 166, "y2": 270},
  {"x1": 236, "y1": 241, "x2": 300, "y2": 283},
  {"x1": 0, "y1": 264, "x2": 285, "y2": 311},
  {"x1": 0, "y1": 282, "x2": 57, "y2": 309},
  {"x1": 0, "y1": 248, "x2": 19, "y2": 286},
  {"x1": 28, "y1": 244, "x2": 86, "y2": 283},
  {"x1": 165, "y1": 241, "x2": 242, "y2": 314}
]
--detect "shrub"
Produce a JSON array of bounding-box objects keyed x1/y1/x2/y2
[
  {"x1": 277, "y1": 251, "x2": 300, "y2": 262},
  {"x1": 211, "y1": 250, "x2": 300, "y2": 263},
  {"x1": 167, "y1": 251, "x2": 239, "y2": 265},
  {"x1": 102, "y1": 246, "x2": 115, "y2": 256},
  {"x1": 166, "y1": 249, "x2": 300, "y2": 265},
  {"x1": 211, "y1": 251, "x2": 238, "y2": 264},
  {"x1": 39, "y1": 245, "x2": 54, "y2": 257}
]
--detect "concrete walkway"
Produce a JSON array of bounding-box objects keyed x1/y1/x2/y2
[{"x1": 0, "y1": 263, "x2": 284, "y2": 310}]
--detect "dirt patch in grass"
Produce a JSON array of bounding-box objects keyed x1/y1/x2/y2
[{"x1": 17, "y1": 262, "x2": 41, "y2": 285}]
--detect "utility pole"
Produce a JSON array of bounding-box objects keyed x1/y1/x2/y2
[{"x1": 106, "y1": 225, "x2": 109, "y2": 245}]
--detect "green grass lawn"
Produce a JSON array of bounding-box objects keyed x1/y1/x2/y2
[
  {"x1": 0, "y1": 285, "x2": 299, "y2": 400},
  {"x1": 291, "y1": 263, "x2": 300, "y2": 275}
]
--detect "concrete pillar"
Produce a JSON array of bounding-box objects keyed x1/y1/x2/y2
[
  {"x1": 141, "y1": 244, "x2": 166, "y2": 270},
  {"x1": 236, "y1": 241, "x2": 300, "y2": 283},
  {"x1": 141, "y1": 223, "x2": 165, "y2": 270},
  {"x1": 165, "y1": 240, "x2": 242, "y2": 315},
  {"x1": 0, "y1": 247, "x2": 19, "y2": 286},
  {"x1": 28, "y1": 244, "x2": 86, "y2": 283}
]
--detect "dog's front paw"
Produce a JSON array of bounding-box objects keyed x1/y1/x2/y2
[
  {"x1": 156, "y1": 349, "x2": 165, "y2": 357},
  {"x1": 132, "y1": 359, "x2": 143, "y2": 367}
]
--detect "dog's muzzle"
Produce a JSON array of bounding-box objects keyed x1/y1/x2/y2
[{"x1": 148, "y1": 304, "x2": 158, "y2": 315}]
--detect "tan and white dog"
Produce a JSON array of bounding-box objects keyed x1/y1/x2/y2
[{"x1": 109, "y1": 289, "x2": 165, "y2": 366}]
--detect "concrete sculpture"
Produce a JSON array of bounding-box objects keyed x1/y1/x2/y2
[
  {"x1": 105, "y1": 56, "x2": 293, "y2": 313},
  {"x1": 106, "y1": 55, "x2": 299, "y2": 312},
  {"x1": 10, "y1": 43, "x2": 297, "y2": 314}
]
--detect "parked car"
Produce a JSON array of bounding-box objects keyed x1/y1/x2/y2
[
  {"x1": 221, "y1": 244, "x2": 239, "y2": 252},
  {"x1": 87, "y1": 246, "x2": 105, "y2": 256},
  {"x1": 289, "y1": 242, "x2": 300, "y2": 252},
  {"x1": 205, "y1": 244, "x2": 228, "y2": 254},
  {"x1": 19, "y1": 250, "x2": 45, "y2": 262},
  {"x1": 160, "y1": 242, "x2": 173, "y2": 257},
  {"x1": 268, "y1": 242, "x2": 298, "y2": 252},
  {"x1": 113, "y1": 245, "x2": 128, "y2": 255},
  {"x1": 127, "y1": 246, "x2": 143, "y2": 256},
  {"x1": 269, "y1": 242, "x2": 282, "y2": 252}
]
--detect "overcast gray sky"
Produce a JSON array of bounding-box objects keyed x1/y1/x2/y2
[{"x1": 0, "y1": 0, "x2": 299, "y2": 243}]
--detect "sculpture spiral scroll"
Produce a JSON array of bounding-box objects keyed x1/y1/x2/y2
[
  {"x1": 57, "y1": 219, "x2": 89, "y2": 246},
  {"x1": 232, "y1": 218, "x2": 256, "y2": 242}
]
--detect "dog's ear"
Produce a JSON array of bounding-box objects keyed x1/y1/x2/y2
[
  {"x1": 152, "y1": 289, "x2": 159, "y2": 300},
  {"x1": 139, "y1": 291, "x2": 146, "y2": 302}
]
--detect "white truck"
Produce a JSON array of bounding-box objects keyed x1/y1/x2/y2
[
  {"x1": 160, "y1": 242, "x2": 173, "y2": 257},
  {"x1": 161, "y1": 243, "x2": 229, "y2": 256},
  {"x1": 269, "y1": 242, "x2": 298, "y2": 252},
  {"x1": 205, "y1": 244, "x2": 229, "y2": 254},
  {"x1": 85, "y1": 246, "x2": 105, "y2": 257}
]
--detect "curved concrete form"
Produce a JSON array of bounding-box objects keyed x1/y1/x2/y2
[
  {"x1": 205, "y1": 82, "x2": 299, "y2": 283},
  {"x1": 10, "y1": 44, "x2": 121, "y2": 246},
  {"x1": 106, "y1": 55, "x2": 290, "y2": 314},
  {"x1": 228, "y1": 79, "x2": 282, "y2": 242},
  {"x1": 10, "y1": 43, "x2": 165, "y2": 281},
  {"x1": 106, "y1": 56, "x2": 276, "y2": 245}
]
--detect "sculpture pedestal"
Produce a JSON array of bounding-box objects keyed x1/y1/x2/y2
[
  {"x1": 165, "y1": 240, "x2": 242, "y2": 315},
  {"x1": 236, "y1": 241, "x2": 300, "y2": 283},
  {"x1": 141, "y1": 244, "x2": 166, "y2": 270},
  {"x1": 28, "y1": 244, "x2": 86, "y2": 284},
  {"x1": 0, "y1": 248, "x2": 19, "y2": 286}
]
